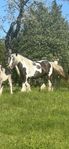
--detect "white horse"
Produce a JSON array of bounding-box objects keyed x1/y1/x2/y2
[
  {"x1": 8, "y1": 53, "x2": 65, "y2": 92},
  {"x1": 0, "y1": 65, "x2": 13, "y2": 95}
]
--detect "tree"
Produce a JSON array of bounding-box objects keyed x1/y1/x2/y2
[
  {"x1": 5, "y1": 0, "x2": 30, "y2": 59},
  {"x1": 0, "y1": 40, "x2": 5, "y2": 66},
  {"x1": 12, "y1": 2, "x2": 54, "y2": 60},
  {"x1": 0, "y1": 0, "x2": 69, "y2": 74},
  {"x1": 50, "y1": 0, "x2": 69, "y2": 72},
  {"x1": 12, "y1": 1, "x2": 69, "y2": 64}
]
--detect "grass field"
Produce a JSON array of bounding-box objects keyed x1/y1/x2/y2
[{"x1": 0, "y1": 87, "x2": 69, "y2": 149}]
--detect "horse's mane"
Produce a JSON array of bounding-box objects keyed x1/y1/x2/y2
[
  {"x1": 16, "y1": 53, "x2": 33, "y2": 63},
  {"x1": 13, "y1": 53, "x2": 33, "y2": 76}
]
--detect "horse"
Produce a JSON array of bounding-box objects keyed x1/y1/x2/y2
[
  {"x1": 8, "y1": 53, "x2": 65, "y2": 92},
  {"x1": 0, "y1": 65, "x2": 13, "y2": 95}
]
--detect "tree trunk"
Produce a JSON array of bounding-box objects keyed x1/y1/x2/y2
[{"x1": 5, "y1": 0, "x2": 29, "y2": 62}]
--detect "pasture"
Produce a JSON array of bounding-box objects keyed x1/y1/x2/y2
[{"x1": 0, "y1": 87, "x2": 69, "y2": 149}]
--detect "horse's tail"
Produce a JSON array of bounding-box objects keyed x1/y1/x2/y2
[{"x1": 50, "y1": 62, "x2": 66, "y2": 78}]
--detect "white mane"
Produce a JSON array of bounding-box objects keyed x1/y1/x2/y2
[
  {"x1": 11, "y1": 53, "x2": 35, "y2": 69},
  {"x1": 13, "y1": 53, "x2": 33, "y2": 64}
]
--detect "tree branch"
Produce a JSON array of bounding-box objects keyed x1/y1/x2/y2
[
  {"x1": 1, "y1": 26, "x2": 7, "y2": 34},
  {"x1": 5, "y1": 0, "x2": 29, "y2": 56}
]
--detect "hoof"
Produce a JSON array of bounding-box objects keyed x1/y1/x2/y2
[
  {"x1": 11, "y1": 92, "x2": 13, "y2": 94},
  {"x1": 40, "y1": 83, "x2": 46, "y2": 91},
  {"x1": 0, "y1": 86, "x2": 3, "y2": 95},
  {"x1": 21, "y1": 89, "x2": 27, "y2": 92},
  {"x1": 48, "y1": 87, "x2": 53, "y2": 91}
]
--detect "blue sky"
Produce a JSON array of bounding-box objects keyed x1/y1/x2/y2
[
  {"x1": 46, "y1": 0, "x2": 69, "y2": 19},
  {"x1": 0, "y1": 0, "x2": 69, "y2": 38}
]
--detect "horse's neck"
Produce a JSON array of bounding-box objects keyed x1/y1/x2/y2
[{"x1": 17, "y1": 55, "x2": 33, "y2": 65}]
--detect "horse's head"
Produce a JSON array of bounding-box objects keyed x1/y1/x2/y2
[{"x1": 8, "y1": 53, "x2": 18, "y2": 69}]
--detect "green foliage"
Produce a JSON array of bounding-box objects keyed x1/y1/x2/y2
[
  {"x1": 11, "y1": 0, "x2": 69, "y2": 74},
  {"x1": 0, "y1": 40, "x2": 5, "y2": 66},
  {"x1": 50, "y1": 0, "x2": 69, "y2": 72},
  {"x1": 0, "y1": 88, "x2": 69, "y2": 148}
]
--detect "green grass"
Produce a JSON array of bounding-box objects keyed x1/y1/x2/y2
[{"x1": 0, "y1": 87, "x2": 69, "y2": 149}]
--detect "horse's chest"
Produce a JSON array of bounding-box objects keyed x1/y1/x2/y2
[
  {"x1": 17, "y1": 62, "x2": 26, "y2": 78},
  {"x1": 0, "y1": 73, "x2": 8, "y2": 81}
]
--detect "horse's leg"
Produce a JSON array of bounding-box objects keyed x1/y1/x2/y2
[
  {"x1": 48, "y1": 65, "x2": 53, "y2": 91},
  {"x1": 40, "y1": 83, "x2": 46, "y2": 91},
  {"x1": 8, "y1": 75, "x2": 13, "y2": 94},
  {"x1": 21, "y1": 83, "x2": 27, "y2": 92},
  {"x1": 21, "y1": 80, "x2": 31, "y2": 92},
  {"x1": 25, "y1": 81, "x2": 31, "y2": 92},
  {"x1": 21, "y1": 74, "x2": 27, "y2": 92},
  {"x1": 48, "y1": 79, "x2": 53, "y2": 91},
  {"x1": 0, "y1": 80, "x2": 3, "y2": 95},
  {"x1": 0, "y1": 86, "x2": 3, "y2": 95}
]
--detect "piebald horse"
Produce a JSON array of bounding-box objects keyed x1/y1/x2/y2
[
  {"x1": 8, "y1": 53, "x2": 65, "y2": 92},
  {"x1": 0, "y1": 65, "x2": 13, "y2": 95}
]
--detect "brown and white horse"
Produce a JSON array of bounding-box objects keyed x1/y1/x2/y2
[
  {"x1": 8, "y1": 53, "x2": 65, "y2": 92},
  {"x1": 0, "y1": 65, "x2": 13, "y2": 95}
]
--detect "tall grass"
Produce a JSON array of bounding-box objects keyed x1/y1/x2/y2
[{"x1": 0, "y1": 87, "x2": 69, "y2": 149}]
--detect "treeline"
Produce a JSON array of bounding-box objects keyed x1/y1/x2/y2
[
  {"x1": 0, "y1": 39, "x2": 5, "y2": 66},
  {"x1": 0, "y1": 0, "x2": 69, "y2": 73}
]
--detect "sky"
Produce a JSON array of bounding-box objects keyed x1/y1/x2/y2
[
  {"x1": 0, "y1": 0, "x2": 69, "y2": 38},
  {"x1": 46, "y1": 0, "x2": 69, "y2": 20}
]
